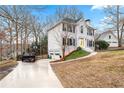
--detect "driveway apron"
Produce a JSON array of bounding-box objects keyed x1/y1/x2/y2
[{"x1": 0, "y1": 59, "x2": 63, "y2": 88}]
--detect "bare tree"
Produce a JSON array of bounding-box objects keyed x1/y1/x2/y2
[
  {"x1": 120, "y1": 17, "x2": 124, "y2": 45},
  {"x1": 46, "y1": 6, "x2": 84, "y2": 28},
  {"x1": 0, "y1": 31, "x2": 6, "y2": 61},
  {"x1": 103, "y1": 5, "x2": 124, "y2": 47},
  {"x1": 0, "y1": 5, "x2": 47, "y2": 60}
]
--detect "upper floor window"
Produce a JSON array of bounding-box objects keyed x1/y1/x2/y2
[
  {"x1": 69, "y1": 38, "x2": 73, "y2": 45},
  {"x1": 73, "y1": 39, "x2": 75, "y2": 46},
  {"x1": 63, "y1": 38, "x2": 66, "y2": 46},
  {"x1": 80, "y1": 26, "x2": 83, "y2": 33},
  {"x1": 92, "y1": 30, "x2": 94, "y2": 36},
  {"x1": 67, "y1": 24, "x2": 72, "y2": 32},
  {"x1": 63, "y1": 23, "x2": 67, "y2": 31},
  {"x1": 87, "y1": 28, "x2": 93, "y2": 36},
  {"x1": 73, "y1": 26, "x2": 75, "y2": 33},
  {"x1": 109, "y1": 35, "x2": 111, "y2": 39},
  {"x1": 67, "y1": 38, "x2": 70, "y2": 45}
]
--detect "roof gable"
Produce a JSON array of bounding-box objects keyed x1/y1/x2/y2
[{"x1": 96, "y1": 30, "x2": 117, "y2": 40}]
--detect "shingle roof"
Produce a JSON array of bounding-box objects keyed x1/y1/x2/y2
[
  {"x1": 47, "y1": 18, "x2": 79, "y2": 31},
  {"x1": 62, "y1": 18, "x2": 76, "y2": 23},
  {"x1": 47, "y1": 17, "x2": 92, "y2": 32}
]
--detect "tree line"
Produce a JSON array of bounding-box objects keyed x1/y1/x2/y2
[{"x1": 0, "y1": 6, "x2": 47, "y2": 61}]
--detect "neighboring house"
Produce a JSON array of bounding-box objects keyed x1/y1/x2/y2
[
  {"x1": 96, "y1": 30, "x2": 118, "y2": 47},
  {"x1": 48, "y1": 18, "x2": 95, "y2": 60}
]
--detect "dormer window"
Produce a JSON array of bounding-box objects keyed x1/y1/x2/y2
[
  {"x1": 109, "y1": 35, "x2": 111, "y2": 39},
  {"x1": 80, "y1": 26, "x2": 83, "y2": 33}
]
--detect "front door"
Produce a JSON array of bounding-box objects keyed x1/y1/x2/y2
[{"x1": 79, "y1": 38, "x2": 84, "y2": 48}]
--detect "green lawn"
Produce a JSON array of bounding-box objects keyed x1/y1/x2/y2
[{"x1": 64, "y1": 50, "x2": 90, "y2": 61}]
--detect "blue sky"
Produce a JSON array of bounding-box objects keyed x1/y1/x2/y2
[{"x1": 31, "y1": 5, "x2": 106, "y2": 31}]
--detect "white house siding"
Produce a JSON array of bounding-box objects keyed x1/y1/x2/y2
[
  {"x1": 48, "y1": 23, "x2": 63, "y2": 60},
  {"x1": 98, "y1": 32, "x2": 118, "y2": 47},
  {"x1": 48, "y1": 18, "x2": 95, "y2": 60},
  {"x1": 48, "y1": 23, "x2": 77, "y2": 59},
  {"x1": 76, "y1": 19, "x2": 95, "y2": 52}
]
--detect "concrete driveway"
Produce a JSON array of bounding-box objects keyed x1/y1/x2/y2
[{"x1": 0, "y1": 59, "x2": 63, "y2": 88}]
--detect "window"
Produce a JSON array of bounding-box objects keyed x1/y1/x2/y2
[
  {"x1": 70, "y1": 26, "x2": 72, "y2": 32},
  {"x1": 67, "y1": 24, "x2": 70, "y2": 32},
  {"x1": 55, "y1": 53, "x2": 60, "y2": 55},
  {"x1": 109, "y1": 35, "x2": 111, "y2": 39},
  {"x1": 87, "y1": 28, "x2": 90, "y2": 35},
  {"x1": 87, "y1": 39, "x2": 89, "y2": 47},
  {"x1": 63, "y1": 23, "x2": 67, "y2": 31},
  {"x1": 63, "y1": 38, "x2": 66, "y2": 46},
  {"x1": 92, "y1": 41, "x2": 95, "y2": 47},
  {"x1": 70, "y1": 39, "x2": 72, "y2": 45},
  {"x1": 80, "y1": 26, "x2": 83, "y2": 33},
  {"x1": 50, "y1": 53, "x2": 54, "y2": 55},
  {"x1": 89, "y1": 40, "x2": 92, "y2": 47},
  {"x1": 112, "y1": 42, "x2": 117, "y2": 43},
  {"x1": 67, "y1": 25, "x2": 72, "y2": 32},
  {"x1": 87, "y1": 28, "x2": 93, "y2": 36},
  {"x1": 73, "y1": 26, "x2": 75, "y2": 33},
  {"x1": 87, "y1": 40, "x2": 94, "y2": 47},
  {"x1": 67, "y1": 38, "x2": 70, "y2": 45},
  {"x1": 73, "y1": 39, "x2": 75, "y2": 46},
  {"x1": 92, "y1": 30, "x2": 94, "y2": 36}
]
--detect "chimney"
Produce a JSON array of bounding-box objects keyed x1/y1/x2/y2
[{"x1": 85, "y1": 19, "x2": 91, "y2": 26}]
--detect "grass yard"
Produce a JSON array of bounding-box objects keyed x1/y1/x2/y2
[
  {"x1": 51, "y1": 50, "x2": 124, "y2": 88},
  {"x1": 64, "y1": 50, "x2": 90, "y2": 61}
]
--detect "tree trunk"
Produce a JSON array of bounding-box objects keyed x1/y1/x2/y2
[
  {"x1": 0, "y1": 40, "x2": 2, "y2": 61},
  {"x1": 9, "y1": 28, "x2": 13, "y2": 58},
  {"x1": 120, "y1": 24, "x2": 124, "y2": 47},
  {"x1": 20, "y1": 29, "x2": 23, "y2": 55},
  {"x1": 62, "y1": 47, "x2": 65, "y2": 60},
  {"x1": 117, "y1": 6, "x2": 121, "y2": 47},
  {"x1": 15, "y1": 21, "x2": 19, "y2": 60}
]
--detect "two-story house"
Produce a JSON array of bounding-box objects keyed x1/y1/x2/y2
[{"x1": 48, "y1": 18, "x2": 95, "y2": 60}]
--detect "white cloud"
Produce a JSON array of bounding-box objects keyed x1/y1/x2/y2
[
  {"x1": 91, "y1": 5, "x2": 103, "y2": 10},
  {"x1": 91, "y1": 5, "x2": 108, "y2": 10}
]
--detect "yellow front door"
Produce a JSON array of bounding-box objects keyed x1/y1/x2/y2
[{"x1": 79, "y1": 38, "x2": 84, "y2": 48}]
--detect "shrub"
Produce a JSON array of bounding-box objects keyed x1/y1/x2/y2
[
  {"x1": 77, "y1": 47, "x2": 82, "y2": 51},
  {"x1": 95, "y1": 40, "x2": 109, "y2": 50}
]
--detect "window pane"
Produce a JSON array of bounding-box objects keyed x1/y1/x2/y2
[
  {"x1": 81, "y1": 26, "x2": 83, "y2": 33},
  {"x1": 73, "y1": 39, "x2": 75, "y2": 46},
  {"x1": 73, "y1": 26, "x2": 75, "y2": 33},
  {"x1": 63, "y1": 23, "x2": 66, "y2": 31},
  {"x1": 70, "y1": 39, "x2": 72, "y2": 45}
]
